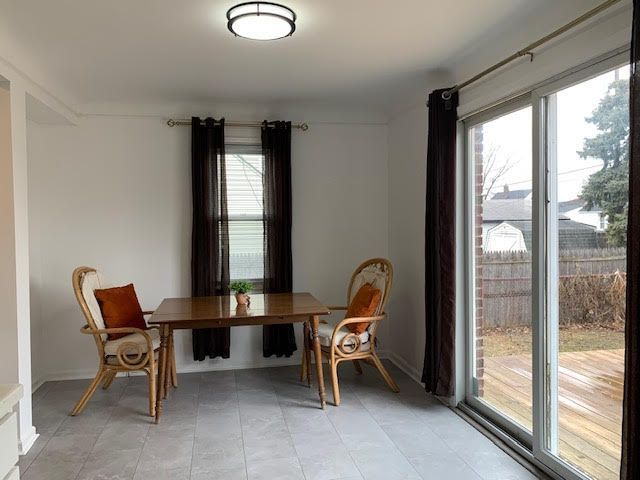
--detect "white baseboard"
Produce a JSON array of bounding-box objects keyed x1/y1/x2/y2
[
  {"x1": 19, "y1": 426, "x2": 38, "y2": 455},
  {"x1": 40, "y1": 356, "x2": 305, "y2": 383},
  {"x1": 38, "y1": 350, "x2": 437, "y2": 399},
  {"x1": 384, "y1": 351, "x2": 456, "y2": 407},
  {"x1": 385, "y1": 351, "x2": 423, "y2": 385},
  {"x1": 31, "y1": 376, "x2": 46, "y2": 393}
]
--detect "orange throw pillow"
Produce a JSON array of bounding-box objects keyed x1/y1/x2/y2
[
  {"x1": 94, "y1": 284, "x2": 147, "y2": 340},
  {"x1": 345, "y1": 283, "x2": 382, "y2": 334}
]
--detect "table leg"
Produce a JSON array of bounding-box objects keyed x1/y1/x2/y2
[
  {"x1": 155, "y1": 324, "x2": 169, "y2": 424},
  {"x1": 163, "y1": 329, "x2": 173, "y2": 398},
  {"x1": 304, "y1": 321, "x2": 312, "y2": 387},
  {"x1": 299, "y1": 343, "x2": 307, "y2": 383},
  {"x1": 310, "y1": 315, "x2": 326, "y2": 409},
  {"x1": 170, "y1": 329, "x2": 178, "y2": 388}
]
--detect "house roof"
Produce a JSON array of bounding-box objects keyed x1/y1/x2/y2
[
  {"x1": 483, "y1": 199, "x2": 531, "y2": 221},
  {"x1": 502, "y1": 219, "x2": 596, "y2": 233},
  {"x1": 558, "y1": 198, "x2": 585, "y2": 213},
  {"x1": 483, "y1": 198, "x2": 573, "y2": 221},
  {"x1": 491, "y1": 189, "x2": 532, "y2": 200},
  {"x1": 558, "y1": 198, "x2": 602, "y2": 213}
]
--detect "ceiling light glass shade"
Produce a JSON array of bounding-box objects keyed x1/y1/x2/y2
[{"x1": 227, "y1": 2, "x2": 296, "y2": 40}]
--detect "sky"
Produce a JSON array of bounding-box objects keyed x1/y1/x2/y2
[{"x1": 480, "y1": 64, "x2": 630, "y2": 203}]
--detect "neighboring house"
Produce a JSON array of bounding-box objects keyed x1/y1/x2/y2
[
  {"x1": 482, "y1": 197, "x2": 598, "y2": 252},
  {"x1": 490, "y1": 189, "x2": 605, "y2": 232},
  {"x1": 559, "y1": 198, "x2": 607, "y2": 231}
]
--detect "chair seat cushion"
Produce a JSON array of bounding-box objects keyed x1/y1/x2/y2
[
  {"x1": 104, "y1": 328, "x2": 160, "y2": 356},
  {"x1": 95, "y1": 284, "x2": 147, "y2": 339},
  {"x1": 316, "y1": 321, "x2": 370, "y2": 349}
]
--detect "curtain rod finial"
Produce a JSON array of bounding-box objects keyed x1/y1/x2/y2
[
  {"x1": 167, "y1": 119, "x2": 176, "y2": 127},
  {"x1": 301, "y1": 123, "x2": 309, "y2": 131}
]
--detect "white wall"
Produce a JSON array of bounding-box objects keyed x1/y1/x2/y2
[
  {"x1": 386, "y1": 104, "x2": 428, "y2": 380},
  {"x1": 27, "y1": 110, "x2": 389, "y2": 381},
  {"x1": 385, "y1": 2, "x2": 633, "y2": 392},
  {"x1": 0, "y1": 85, "x2": 19, "y2": 386}
]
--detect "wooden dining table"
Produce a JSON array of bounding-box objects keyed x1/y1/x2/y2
[{"x1": 147, "y1": 292, "x2": 330, "y2": 423}]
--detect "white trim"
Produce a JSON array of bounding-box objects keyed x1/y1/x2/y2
[
  {"x1": 545, "y1": 91, "x2": 560, "y2": 456},
  {"x1": 31, "y1": 376, "x2": 46, "y2": 394},
  {"x1": 0, "y1": 54, "x2": 78, "y2": 125},
  {"x1": 41, "y1": 356, "x2": 305, "y2": 383},
  {"x1": 463, "y1": 93, "x2": 533, "y2": 130},
  {"x1": 531, "y1": 85, "x2": 547, "y2": 465},
  {"x1": 530, "y1": 49, "x2": 629, "y2": 99},
  {"x1": 459, "y1": 46, "x2": 630, "y2": 122},
  {"x1": 385, "y1": 351, "x2": 422, "y2": 385},
  {"x1": 18, "y1": 426, "x2": 38, "y2": 455},
  {"x1": 454, "y1": 120, "x2": 467, "y2": 406},
  {"x1": 384, "y1": 354, "x2": 461, "y2": 407}
]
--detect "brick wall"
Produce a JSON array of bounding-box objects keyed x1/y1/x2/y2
[{"x1": 473, "y1": 125, "x2": 485, "y2": 397}]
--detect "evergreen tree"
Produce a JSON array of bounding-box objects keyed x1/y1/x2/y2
[{"x1": 579, "y1": 78, "x2": 629, "y2": 247}]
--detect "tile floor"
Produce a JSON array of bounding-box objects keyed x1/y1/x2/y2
[{"x1": 20, "y1": 361, "x2": 540, "y2": 480}]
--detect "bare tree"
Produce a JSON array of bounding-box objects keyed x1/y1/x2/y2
[{"x1": 481, "y1": 145, "x2": 516, "y2": 199}]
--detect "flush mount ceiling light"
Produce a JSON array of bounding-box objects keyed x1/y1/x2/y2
[{"x1": 227, "y1": 2, "x2": 296, "y2": 40}]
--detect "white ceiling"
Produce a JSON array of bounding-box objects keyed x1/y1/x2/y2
[{"x1": 0, "y1": 0, "x2": 606, "y2": 112}]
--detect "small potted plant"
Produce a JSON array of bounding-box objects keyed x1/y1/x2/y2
[{"x1": 230, "y1": 280, "x2": 252, "y2": 305}]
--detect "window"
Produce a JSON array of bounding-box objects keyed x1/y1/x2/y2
[
  {"x1": 465, "y1": 53, "x2": 630, "y2": 480},
  {"x1": 599, "y1": 214, "x2": 608, "y2": 231},
  {"x1": 226, "y1": 144, "x2": 264, "y2": 285}
]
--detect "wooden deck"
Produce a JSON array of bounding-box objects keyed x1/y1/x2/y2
[{"x1": 483, "y1": 349, "x2": 624, "y2": 480}]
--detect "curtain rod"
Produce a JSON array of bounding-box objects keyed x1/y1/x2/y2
[
  {"x1": 434, "y1": 0, "x2": 622, "y2": 103},
  {"x1": 166, "y1": 119, "x2": 309, "y2": 131}
]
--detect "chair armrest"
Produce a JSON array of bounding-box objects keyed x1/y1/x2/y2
[
  {"x1": 80, "y1": 325, "x2": 155, "y2": 353},
  {"x1": 331, "y1": 313, "x2": 385, "y2": 344},
  {"x1": 334, "y1": 313, "x2": 385, "y2": 331}
]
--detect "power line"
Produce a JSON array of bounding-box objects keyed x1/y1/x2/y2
[{"x1": 501, "y1": 164, "x2": 602, "y2": 187}]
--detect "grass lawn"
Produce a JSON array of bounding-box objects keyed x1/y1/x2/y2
[{"x1": 483, "y1": 324, "x2": 625, "y2": 357}]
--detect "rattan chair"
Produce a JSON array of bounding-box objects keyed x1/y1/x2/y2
[
  {"x1": 70, "y1": 266, "x2": 176, "y2": 416},
  {"x1": 300, "y1": 258, "x2": 399, "y2": 405}
]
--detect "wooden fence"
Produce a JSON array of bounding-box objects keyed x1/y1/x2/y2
[{"x1": 481, "y1": 248, "x2": 626, "y2": 327}]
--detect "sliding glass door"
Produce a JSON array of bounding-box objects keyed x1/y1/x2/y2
[
  {"x1": 466, "y1": 99, "x2": 534, "y2": 445},
  {"x1": 537, "y1": 62, "x2": 630, "y2": 480},
  {"x1": 466, "y1": 52, "x2": 630, "y2": 480}
]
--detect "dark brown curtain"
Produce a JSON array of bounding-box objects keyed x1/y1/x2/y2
[
  {"x1": 622, "y1": 3, "x2": 639, "y2": 478},
  {"x1": 262, "y1": 121, "x2": 296, "y2": 357},
  {"x1": 422, "y1": 89, "x2": 458, "y2": 396},
  {"x1": 191, "y1": 117, "x2": 231, "y2": 360}
]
